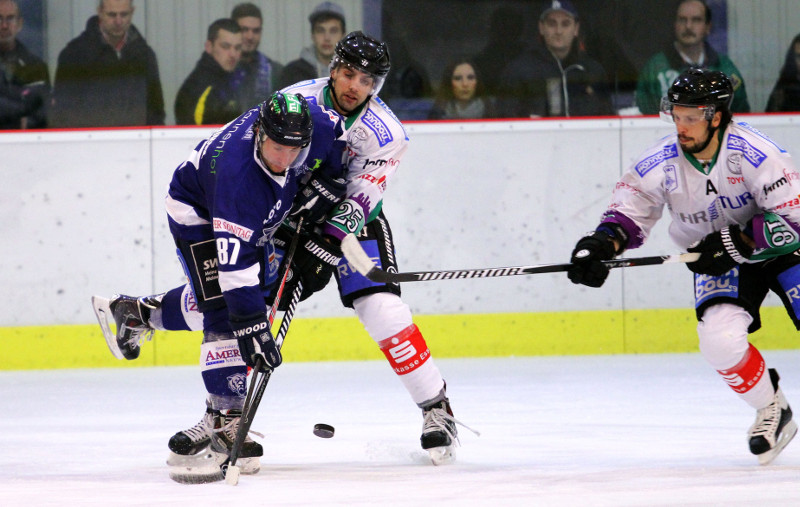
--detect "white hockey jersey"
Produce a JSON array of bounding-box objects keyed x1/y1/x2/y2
[
  {"x1": 602, "y1": 121, "x2": 800, "y2": 254},
  {"x1": 282, "y1": 78, "x2": 409, "y2": 241}
]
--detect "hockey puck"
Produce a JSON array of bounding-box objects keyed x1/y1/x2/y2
[{"x1": 313, "y1": 423, "x2": 335, "y2": 438}]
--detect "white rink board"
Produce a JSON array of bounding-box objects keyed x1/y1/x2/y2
[{"x1": 2, "y1": 115, "x2": 799, "y2": 326}]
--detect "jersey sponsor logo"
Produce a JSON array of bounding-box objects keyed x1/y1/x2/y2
[
  {"x1": 727, "y1": 135, "x2": 767, "y2": 167},
  {"x1": 727, "y1": 176, "x2": 744, "y2": 184},
  {"x1": 664, "y1": 165, "x2": 678, "y2": 192},
  {"x1": 635, "y1": 144, "x2": 678, "y2": 177},
  {"x1": 362, "y1": 109, "x2": 393, "y2": 147},
  {"x1": 362, "y1": 157, "x2": 399, "y2": 170},
  {"x1": 726, "y1": 153, "x2": 743, "y2": 175},
  {"x1": 736, "y1": 122, "x2": 787, "y2": 153},
  {"x1": 358, "y1": 173, "x2": 388, "y2": 190},
  {"x1": 775, "y1": 194, "x2": 800, "y2": 210},
  {"x1": 213, "y1": 218, "x2": 254, "y2": 241},
  {"x1": 764, "y1": 176, "x2": 790, "y2": 196}
]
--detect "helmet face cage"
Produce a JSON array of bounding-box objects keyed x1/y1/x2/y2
[
  {"x1": 659, "y1": 97, "x2": 717, "y2": 124},
  {"x1": 329, "y1": 31, "x2": 391, "y2": 96},
  {"x1": 255, "y1": 92, "x2": 313, "y2": 148},
  {"x1": 659, "y1": 67, "x2": 732, "y2": 125}
]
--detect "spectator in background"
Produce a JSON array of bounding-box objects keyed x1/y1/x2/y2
[
  {"x1": 500, "y1": 0, "x2": 613, "y2": 118},
  {"x1": 278, "y1": 2, "x2": 344, "y2": 88},
  {"x1": 175, "y1": 18, "x2": 242, "y2": 126},
  {"x1": 50, "y1": 0, "x2": 164, "y2": 127},
  {"x1": 428, "y1": 57, "x2": 497, "y2": 120},
  {"x1": 636, "y1": 0, "x2": 749, "y2": 115},
  {"x1": 230, "y1": 3, "x2": 283, "y2": 107},
  {"x1": 0, "y1": 0, "x2": 49, "y2": 129},
  {"x1": 766, "y1": 33, "x2": 800, "y2": 112}
]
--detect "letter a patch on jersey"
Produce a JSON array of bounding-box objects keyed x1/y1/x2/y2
[{"x1": 378, "y1": 324, "x2": 430, "y2": 375}]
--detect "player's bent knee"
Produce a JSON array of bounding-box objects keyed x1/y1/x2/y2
[
  {"x1": 697, "y1": 303, "x2": 752, "y2": 370},
  {"x1": 353, "y1": 292, "x2": 413, "y2": 340}
]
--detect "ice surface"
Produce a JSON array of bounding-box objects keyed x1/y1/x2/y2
[{"x1": 2, "y1": 352, "x2": 799, "y2": 506}]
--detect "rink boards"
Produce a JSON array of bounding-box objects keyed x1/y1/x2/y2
[{"x1": 2, "y1": 116, "x2": 800, "y2": 369}]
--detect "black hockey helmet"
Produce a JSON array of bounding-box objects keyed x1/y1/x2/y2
[
  {"x1": 254, "y1": 92, "x2": 313, "y2": 148},
  {"x1": 329, "y1": 31, "x2": 391, "y2": 94},
  {"x1": 660, "y1": 67, "x2": 734, "y2": 125}
]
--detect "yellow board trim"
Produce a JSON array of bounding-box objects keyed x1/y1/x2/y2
[{"x1": 1, "y1": 308, "x2": 797, "y2": 370}]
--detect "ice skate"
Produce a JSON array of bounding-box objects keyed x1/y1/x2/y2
[
  {"x1": 167, "y1": 409, "x2": 263, "y2": 483},
  {"x1": 748, "y1": 368, "x2": 798, "y2": 465},
  {"x1": 420, "y1": 397, "x2": 459, "y2": 465},
  {"x1": 91, "y1": 294, "x2": 160, "y2": 360},
  {"x1": 168, "y1": 406, "x2": 216, "y2": 456}
]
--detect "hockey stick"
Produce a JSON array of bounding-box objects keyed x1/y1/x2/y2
[
  {"x1": 223, "y1": 216, "x2": 306, "y2": 485},
  {"x1": 340, "y1": 233, "x2": 700, "y2": 284}
]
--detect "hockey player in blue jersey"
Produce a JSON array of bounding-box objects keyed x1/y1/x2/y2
[{"x1": 94, "y1": 91, "x2": 347, "y2": 481}]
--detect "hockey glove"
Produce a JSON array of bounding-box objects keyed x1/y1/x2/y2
[
  {"x1": 267, "y1": 231, "x2": 342, "y2": 311},
  {"x1": 291, "y1": 172, "x2": 348, "y2": 225},
  {"x1": 568, "y1": 231, "x2": 618, "y2": 288},
  {"x1": 231, "y1": 313, "x2": 281, "y2": 370},
  {"x1": 687, "y1": 225, "x2": 753, "y2": 276}
]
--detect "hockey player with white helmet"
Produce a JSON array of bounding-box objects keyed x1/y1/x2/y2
[
  {"x1": 93, "y1": 31, "x2": 468, "y2": 468},
  {"x1": 569, "y1": 67, "x2": 799, "y2": 465}
]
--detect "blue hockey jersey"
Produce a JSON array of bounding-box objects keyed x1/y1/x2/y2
[{"x1": 165, "y1": 102, "x2": 346, "y2": 319}]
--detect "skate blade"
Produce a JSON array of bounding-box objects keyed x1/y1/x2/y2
[
  {"x1": 91, "y1": 296, "x2": 124, "y2": 360},
  {"x1": 167, "y1": 450, "x2": 260, "y2": 484},
  {"x1": 758, "y1": 419, "x2": 798, "y2": 465},
  {"x1": 428, "y1": 445, "x2": 456, "y2": 466}
]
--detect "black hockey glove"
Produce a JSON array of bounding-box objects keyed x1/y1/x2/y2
[
  {"x1": 686, "y1": 225, "x2": 753, "y2": 276},
  {"x1": 568, "y1": 231, "x2": 618, "y2": 288},
  {"x1": 231, "y1": 313, "x2": 281, "y2": 370},
  {"x1": 267, "y1": 231, "x2": 342, "y2": 311},
  {"x1": 291, "y1": 172, "x2": 348, "y2": 225}
]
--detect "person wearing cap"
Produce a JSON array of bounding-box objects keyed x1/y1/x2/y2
[
  {"x1": 175, "y1": 18, "x2": 243, "y2": 125},
  {"x1": 499, "y1": 0, "x2": 613, "y2": 118},
  {"x1": 635, "y1": 0, "x2": 749, "y2": 115},
  {"x1": 278, "y1": 1, "x2": 345, "y2": 89},
  {"x1": 229, "y1": 2, "x2": 284, "y2": 107}
]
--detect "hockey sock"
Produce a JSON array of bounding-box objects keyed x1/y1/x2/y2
[
  {"x1": 378, "y1": 324, "x2": 445, "y2": 405},
  {"x1": 200, "y1": 336, "x2": 247, "y2": 411},
  {"x1": 717, "y1": 343, "x2": 774, "y2": 409},
  {"x1": 160, "y1": 284, "x2": 203, "y2": 332}
]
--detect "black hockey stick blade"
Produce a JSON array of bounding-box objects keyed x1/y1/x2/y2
[{"x1": 340, "y1": 233, "x2": 700, "y2": 284}]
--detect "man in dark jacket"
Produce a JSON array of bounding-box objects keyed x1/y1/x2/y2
[
  {"x1": 229, "y1": 3, "x2": 283, "y2": 108},
  {"x1": 278, "y1": 2, "x2": 345, "y2": 89},
  {"x1": 0, "y1": 0, "x2": 50, "y2": 129},
  {"x1": 175, "y1": 18, "x2": 243, "y2": 126},
  {"x1": 50, "y1": 0, "x2": 165, "y2": 128},
  {"x1": 500, "y1": 0, "x2": 613, "y2": 118}
]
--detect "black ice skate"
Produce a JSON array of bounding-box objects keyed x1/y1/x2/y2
[
  {"x1": 210, "y1": 409, "x2": 264, "y2": 459},
  {"x1": 748, "y1": 368, "x2": 798, "y2": 465},
  {"x1": 168, "y1": 406, "x2": 216, "y2": 456},
  {"x1": 91, "y1": 294, "x2": 160, "y2": 360},
  {"x1": 167, "y1": 408, "x2": 263, "y2": 484},
  {"x1": 421, "y1": 396, "x2": 461, "y2": 465}
]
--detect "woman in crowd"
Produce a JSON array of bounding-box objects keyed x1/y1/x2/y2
[{"x1": 428, "y1": 57, "x2": 497, "y2": 120}]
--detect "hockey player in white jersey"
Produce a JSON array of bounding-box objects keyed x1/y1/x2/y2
[
  {"x1": 281, "y1": 31, "x2": 468, "y2": 464},
  {"x1": 568, "y1": 67, "x2": 798, "y2": 464},
  {"x1": 94, "y1": 31, "x2": 466, "y2": 466}
]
